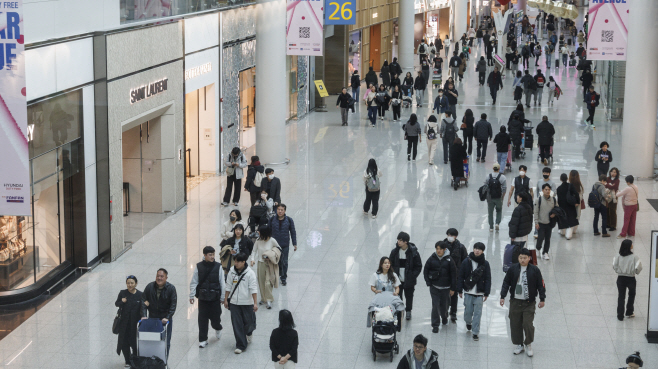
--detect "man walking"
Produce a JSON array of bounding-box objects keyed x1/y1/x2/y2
[
  {"x1": 270, "y1": 204, "x2": 297, "y2": 286},
  {"x1": 520, "y1": 70, "x2": 537, "y2": 108},
  {"x1": 224, "y1": 253, "x2": 259, "y2": 354},
  {"x1": 189, "y1": 246, "x2": 225, "y2": 348},
  {"x1": 396, "y1": 335, "x2": 440, "y2": 369},
  {"x1": 534, "y1": 184, "x2": 556, "y2": 260},
  {"x1": 487, "y1": 66, "x2": 504, "y2": 104},
  {"x1": 484, "y1": 163, "x2": 507, "y2": 232},
  {"x1": 443, "y1": 228, "x2": 468, "y2": 322},
  {"x1": 535, "y1": 116, "x2": 555, "y2": 165},
  {"x1": 533, "y1": 69, "x2": 546, "y2": 106},
  {"x1": 508, "y1": 165, "x2": 534, "y2": 207},
  {"x1": 260, "y1": 168, "x2": 282, "y2": 205},
  {"x1": 142, "y1": 269, "x2": 177, "y2": 358},
  {"x1": 449, "y1": 51, "x2": 462, "y2": 82},
  {"x1": 584, "y1": 86, "x2": 600, "y2": 128},
  {"x1": 414, "y1": 71, "x2": 427, "y2": 108},
  {"x1": 457, "y1": 242, "x2": 491, "y2": 341},
  {"x1": 389, "y1": 232, "x2": 423, "y2": 320},
  {"x1": 473, "y1": 113, "x2": 493, "y2": 162},
  {"x1": 424, "y1": 241, "x2": 457, "y2": 333},
  {"x1": 336, "y1": 88, "x2": 352, "y2": 126},
  {"x1": 444, "y1": 82, "x2": 459, "y2": 121},
  {"x1": 440, "y1": 111, "x2": 458, "y2": 165},
  {"x1": 500, "y1": 248, "x2": 546, "y2": 357}
]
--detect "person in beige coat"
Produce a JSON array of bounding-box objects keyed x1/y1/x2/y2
[
  {"x1": 251, "y1": 226, "x2": 280, "y2": 309},
  {"x1": 425, "y1": 115, "x2": 440, "y2": 165},
  {"x1": 613, "y1": 240, "x2": 642, "y2": 321}
]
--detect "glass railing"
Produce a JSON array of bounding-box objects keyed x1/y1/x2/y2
[{"x1": 120, "y1": 0, "x2": 255, "y2": 24}]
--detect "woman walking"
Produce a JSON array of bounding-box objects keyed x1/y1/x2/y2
[
  {"x1": 390, "y1": 85, "x2": 403, "y2": 122},
  {"x1": 512, "y1": 71, "x2": 523, "y2": 105},
  {"x1": 556, "y1": 173, "x2": 579, "y2": 240},
  {"x1": 269, "y1": 310, "x2": 299, "y2": 369},
  {"x1": 450, "y1": 137, "x2": 468, "y2": 191},
  {"x1": 606, "y1": 168, "x2": 620, "y2": 231},
  {"x1": 595, "y1": 141, "x2": 613, "y2": 176},
  {"x1": 569, "y1": 170, "x2": 585, "y2": 234},
  {"x1": 220, "y1": 224, "x2": 254, "y2": 275},
  {"x1": 425, "y1": 115, "x2": 440, "y2": 165},
  {"x1": 115, "y1": 276, "x2": 143, "y2": 369},
  {"x1": 363, "y1": 159, "x2": 382, "y2": 219},
  {"x1": 613, "y1": 240, "x2": 642, "y2": 321},
  {"x1": 616, "y1": 175, "x2": 639, "y2": 239},
  {"x1": 251, "y1": 226, "x2": 280, "y2": 309},
  {"x1": 221, "y1": 210, "x2": 246, "y2": 240},
  {"x1": 369, "y1": 256, "x2": 401, "y2": 295},
  {"x1": 443, "y1": 35, "x2": 451, "y2": 58},
  {"x1": 381, "y1": 61, "x2": 391, "y2": 87},
  {"x1": 403, "y1": 114, "x2": 422, "y2": 161},
  {"x1": 376, "y1": 84, "x2": 390, "y2": 121}
]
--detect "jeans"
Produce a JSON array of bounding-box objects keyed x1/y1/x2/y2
[
  {"x1": 427, "y1": 139, "x2": 439, "y2": 164},
  {"x1": 539, "y1": 145, "x2": 551, "y2": 161},
  {"x1": 536, "y1": 223, "x2": 552, "y2": 254},
  {"x1": 594, "y1": 204, "x2": 608, "y2": 234},
  {"x1": 476, "y1": 139, "x2": 488, "y2": 160},
  {"x1": 367, "y1": 106, "x2": 378, "y2": 125},
  {"x1": 340, "y1": 107, "x2": 349, "y2": 125},
  {"x1": 463, "y1": 294, "x2": 484, "y2": 335},
  {"x1": 415, "y1": 89, "x2": 424, "y2": 106},
  {"x1": 430, "y1": 287, "x2": 451, "y2": 327},
  {"x1": 620, "y1": 204, "x2": 638, "y2": 237},
  {"x1": 497, "y1": 152, "x2": 508, "y2": 167},
  {"x1": 562, "y1": 54, "x2": 568, "y2": 67},
  {"x1": 198, "y1": 299, "x2": 223, "y2": 342},
  {"x1": 490, "y1": 88, "x2": 499, "y2": 103},
  {"x1": 442, "y1": 136, "x2": 453, "y2": 163},
  {"x1": 487, "y1": 198, "x2": 503, "y2": 228},
  {"x1": 223, "y1": 175, "x2": 242, "y2": 203},
  {"x1": 545, "y1": 54, "x2": 552, "y2": 68},
  {"x1": 525, "y1": 89, "x2": 535, "y2": 106},
  {"x1": 407, "y1": 136, "x2": 419, "y2": 159},
  {"x1": 230, "y1": 304, "x2": 256, "y2": 350},
  {"x1": 445, "y1": 47, "x2": 450, "y2": 57},
  {"x1": 279, "y1": 246, "x2": 289, "y2": 282},
  {"x1": 616, "y1": 276, "x2": 636, "y2": 320},
  {"x1": 399, "y1": 281, "x2": 415, "y2": 311},
  {"x1": 535, "y1": 88, "x2": 543, "y2": 104},
  {"x1": 363, "y1": 188, "x2": 380, "y2": 215},
  {"x1": 352, "y1": 86, "x2": 360, "y2": 102},
  {"x1": 479, "y1": 72, "x2": 486, "y2": 85},
  {"x1": 509, "y1": 299, "x2": 536, "y2": 346}
]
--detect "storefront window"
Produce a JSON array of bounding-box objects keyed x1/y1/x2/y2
[
  {"x1": 287, "y1": 56, "x2": 298, "y2": 119},
  {"x1": 120, "y1": 0, "x2": 256, "y2": 24},
  {"x1": 349, "y1": 31, "x2": 361, "y2": 75}
]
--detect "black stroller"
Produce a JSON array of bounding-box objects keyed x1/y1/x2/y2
[
  {"x1": 247, "y1": 204, "x2": 270, "y2": 239},
  {"x1": 400, "y1": 85, "x2": 413, "y2": 108},
  {"x1": 370, "y1": 305, "x2": 401, "y2": 362}
]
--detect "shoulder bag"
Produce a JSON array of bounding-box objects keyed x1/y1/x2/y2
[
  {"x1": 226, "y1": 271, "x2": 248, "y2": 310},
  {"x1": 633, "y1": 186, "x2": 640, "y2": 211},
  {"x1": 112, "y1": 293, "x2": 123, "y2": 334}
]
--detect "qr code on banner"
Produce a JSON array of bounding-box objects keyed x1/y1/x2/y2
[
  {"x1": 299, "y1": 27, "x2": 310, "y2": 39},
  {"x1": 601, "y1": 30, "x2": 614, "y2": 43}
]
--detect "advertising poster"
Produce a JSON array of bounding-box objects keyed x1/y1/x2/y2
[
  {"x1": 0, "y1": 1, "x2": 31, "y2": 216},
  {"x1": 587, "y1": 0, "x2": 630, "y2": 61},
  {"x1": 649, "y1": 231, "x2": 658, "y2": 341},
  {"x1": 287, "y1": 0, "x2": 324, "y2": 56}
]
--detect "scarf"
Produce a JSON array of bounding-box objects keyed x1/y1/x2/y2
[{"x1": 468, "y1": 252, "x2": 485, "y2": 265}]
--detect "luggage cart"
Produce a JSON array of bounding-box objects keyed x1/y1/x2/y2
[
  {"x1": 432, "y1": 68, "x2": 442, "y2": 89},
  {"x1": 137, "y1": 319, "x2": 169, "y2": 365}
]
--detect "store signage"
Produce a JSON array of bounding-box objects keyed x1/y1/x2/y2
[
  {"x1": 648, "y1": 231, "x2": 658, "y2": 342},
  {"x1": 587, "y1": 0, "x2": 629, "y2": 61},
  {"x1": 324, "y1": 0, "x2": 356, "y2": 25},
  {"x1": 130, "y1": 78, "x2": 168, "y2": 104},
  {"x1": 287, "y1": 0, "x2": 324, "y2": 56},
  {"x1": 185, "y1": 63, "x2": 212, "y2": 81},
  {"x1": 0, "y1": 1, "x2": 30, "y2": 216}
]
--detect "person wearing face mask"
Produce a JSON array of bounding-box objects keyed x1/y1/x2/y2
[
  {"x1": 424, "y1": 241, "x2": 457, "y2": 333},
  {"x1": 442, "y1": 228, "x2": 468, "y2": 322},
  {"x1": 223, "y1": 147, "x2": 248, "y2": 207},
  {"x1": 606, "y1": 167, "x2": 620, "y2": 231},
  {"x1": 613, "y1": 240, "x2": 642, "y2": 321},
  {"x1": 221, "y1": 210, "x2": 246, "y2": 241},
  {"x1": 219, "y1": 224, "x2": 254, "y2": 275},
  {"x1": 115, "y1": 276, "x2": 143, "y2": 368},
  {"x1": 260, "y1": 168, "x2": 282, "y2": 205},
  {"x1": 248, "y1": 190, "x2": 274, "y2": 237},
  {"x1": 457, "y1": 242, "x2": 491, "y2": 341},
  {"x1": 189, "y1": 246, "x2": 226, "y2": 348},
  {"x1": 535, "y1": 167, "x2": 554, "y2": 200},
  {"x1": 508, "y1": 165, "x2": 533, "y2": 208}
]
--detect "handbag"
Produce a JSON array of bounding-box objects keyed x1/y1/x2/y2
[
  {"x1": 580, "y1": 199, "x2": 586, "y2": 209},
  {"x1": 633, "y1": 187, "x2": 639, "y2": 211},
  {"x1": 112, "y1": 306, "x2": 122, "y2": 334},
  {"x1": 226, "y1": 166, "x2": 235, "y2": 176}
]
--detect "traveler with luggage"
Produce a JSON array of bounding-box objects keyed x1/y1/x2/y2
[
  {"x1": 269, "y1": 309, "x2": 299, "y2": 368},
  {"x1": 261, "y1": 168, "x2": 282, "y2": 205},
  {"x1": 461, "y1": 109, "x2": 475, "y2": 155},
  {"x1": 493, "y1": 126, "x2": 511, "y2": 166},
  {"x1": 512, "y1": 71, "x2": 523, "y2": 105},
  {"x1": 223, "y1": 253, "x2": 259, "y2": 354},
  {"x1": 508, "y1": 165, "x2": 534, "y2": 207},
  {"x1": 487, "y1": 66, "x2": 504, "y2": 104},
  {"x1": 425, "y1": 115, "x2": 440, "y2": 165},
  {"x1": 533, "y1": 70, "x2": 546, "y2": 106},
  {"x1": 442, "y1": 228, "x2": 468, "y2": 321},
  {"x1": 457, "y1": 242, "x2": 491, "y2": 341},
  {"x1": 363, "y1": 159, "x2": 382, "y2": 218},
  {"x1": 616, "y1": 175, "x2": 640, "y2": 239},
  {"x1": 450, "y1": 137, "x2": 468, "y2": 190},
  {"x1": 556, "y1": 173, "x2": 580, "y2": 240},
  {"x1": 389, "y1": 232, "x2": 423, "y2": 320},
  {"x1": 141, "y1": 269, "x2": 177, "y2": 358},
  {"x1": 251, "y1": 226, "x2": 281, "y2": 309},
  {"x1": 595, "y1": 141, "x2": 613, "y2": 176},
  {"x1": 484, "y1": 163, "x2": 507, "y2": 232},
  {"x1": 543, "y1": 42, "x2": 553, "y2": 69},
  {"x1": 336, "y1": 87, "x2": 352, "y2": 126},
  {"x1": 403, "y1": 113, "x2": 422, "y2": 162},
  {"x1": 115, "y1": 276, "x2": 143, "y2": 368},
  {"x1": 473, "y1": 113, "x2": 493, "y2": 162},
  {"x1": 606, "y1": 168, "x2": 621, "y2": 231},
  {"x1": 613, "y1": 240, "x2": 642, "y2": 321},
  {"x1": 591, "y1": 174, "x2": 612, "y2": 237},
  {"x1": 223, "y1": 147, "x2": 248, "y2": 206},
  {"x1": 270, "y1": 204, "x2": 297, "y2": 286},
  {"x1": 534, "y1": 184, "x2": 557, "y2": 260},
  {"x1": 424, "y1": 241, "x2": 457, "y2": 333},
  {"x1": 397, "y1": 334, "x2": 440, "y2": 369},
  {"x1": 417, "y1": 39, "x2": 429, "y2": 64},
  {"x1": 507, "y1": 114, "x2": 524, "y2": 160},
  {"x1": 189, "y1": 246, "x2": 225, "y2": 348},
  {"x1": 440, "y1": 111, "x2": 458, "y2": 164},
  {"x1": 535, "y1": 116, "x2": 555, "y2": 165},
  {"x1": 245, "y1": 156, "x2": 265, "y2": 205},
  {"x1": 509, "y1": 192, "x2": 533, "y2": 249}
]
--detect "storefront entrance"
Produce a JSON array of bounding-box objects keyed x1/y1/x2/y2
[
  {"x1": 239, "y1": 67, "x2": 256, "y2": 149},
  {"x1": 185, "y1": 84, "x2": 217, "y2": 190},
  {"x1": 369, "y1": 24, "x2": 381, "y2": 71}
]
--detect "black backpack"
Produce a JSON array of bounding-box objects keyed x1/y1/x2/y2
[
  {"x1": 427, "y1": 125, "x2": 437, "y2": 140},
  {"x1": 443, "y1": 119, "x2": 456, "y2": 137},
  {"x1": 488, "y1": 174, "x2": 503, "y2": 199},
  {"x1": 588, "y1": 186, "x2": 602, "y2": 208},
  {"x1": 527, "y1": 78, "x2": 538, "y2": 91},
  {"x1": 419, "y1": 44, "x2": 426, "y2": 53}
]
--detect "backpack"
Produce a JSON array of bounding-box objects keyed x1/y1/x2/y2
[
  {"x1": 427, "y1": 125, "x2": 437, "y2": 140},
  {"x1": 587, "y1": 185, "x2": 602, "y2": 208},
  {"x1": 254, "y1": 170, "x2": 265, "y2": 186},
  {"x1": 522, "y1": 47, "x2": 529, "y2": 57},
  {"x1": 488, "y1": 174, "x2": 503, "y2": 199},
  {"x1": 503, "y1": 243, "x2": 520, "y2": 272},
  {"x1": 367, "y1": 174, "x2": 381, "y2": 192},
  {"x1": 462, "y1": 260, "x2": 485, "y2": 291},
  {"x1": 536, "y1": 75, "x2": 545, "y2": 87},
  {"x1": 452, "y1": 58, "x2": 460, "y2": 67},
  {"x1": 527, "y1": 78, "x2": 538, "y2": 91},
  {"x1": 443, "y1": 120, "x2": 456, "y2": 137},
  {"x1": 419, "y1": 44, "x2": 426, "y2": 53},
  {"x1": 534, "y1": 47, "x2": 541, "y2": 56}
]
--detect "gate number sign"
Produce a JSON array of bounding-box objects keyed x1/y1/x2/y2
[{"x1": 324, "y1": 0, "x2": 356, "y2": 25}]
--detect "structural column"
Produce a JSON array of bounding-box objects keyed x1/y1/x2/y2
[
  {"x1": 620, "y1": 0, "x2": 658, "y2": 177},
  {"x1": 398, "y1": 0, "x2": 415, "y2": 77},
  {"x1": 256, "y1": 0, "x2": 287, "y2": 164},
  {"x1": 454, "y1": 0, "x2": 468, "y2": 40},
  {"x1": 515, "y1": 0, "x2": 527, "y2": 13}
]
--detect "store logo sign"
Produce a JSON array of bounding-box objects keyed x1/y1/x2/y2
[
  {"x1": 26, "y1": 124, "x2": 34, "y2": 142},
  {"x1": 3, "y1": 196, "x2": 24, "y2": 203},
  {"x1": 130, "y1": 78, "x2": 168, "y2": 104},
  {"x1": 185, "y1": 62, "x2": 212, "y2": 81},
  {"x1": 3, "y1": 183, "x2": 23, "y2": 190}
]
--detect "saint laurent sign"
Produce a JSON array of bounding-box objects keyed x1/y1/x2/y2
[{"x1": 130, "y1": 78, "x2": 168, "y2": 104}]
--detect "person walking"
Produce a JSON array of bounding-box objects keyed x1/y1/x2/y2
[
  {"x1": 413, "y1": 71, "x2": 427, "y2": 108},
  {"x1": 606, "y1": 168, "x2": 620, "y2": 231},
  {"x1": 375, "y1": 84, "x2": 390, "y2": 121},
  {"x1": 115, "y1": 276, "x2": 143, "y2": 368},
  {"x1": 450, "y1": 137, "x2": 468, "y2": 190},
  {"x1": 403, "y1": 114, "x2": 422, "y2": 162},
  {"x1": 500, "y1": 248, "x2": 546, "y2": 357},
  {"x1": 390, "y1": 73, "x2": 401, "y2": 92},
  {"x1": 493, "y1": 126, "x2": 511, "y2": 167},
  {"x1": 417, "y1": 39, "x2": 429, "y2": 64},
  {"x1": 223, "y1": 253, "x2": 259, "y2": 354},
  {"x1": 613, "y1": 240, "x2": 642, "y2": 321},
  {"x1": 350, "y1": 70, "x2": 360, "y2": 105},
  {"x1": 370, "y1": 257, "x2": 401, "y2": 296},
  {"x1": 457, "y1": 242, "x2": 491, "y2": 341},
  {"x1": 543, "y1": 41, "x2": 553, "y2": 69},
  {"x1": 221, "y1": 210, "x2": 246, "y2": 241},
  {"x1": 520, "y1": 70, "x2": 536, "y2": 108},
  {"x1": 535, "y1": 116, "x2": 555, "y2": 165},
  {"x1": 442, "y1": 229, "x2": 468, "y2": 320},
  {"x1": 508, "y1": 165, "x2": 534, "y2": 209},
  {"x1": 592, "y1": 174, "x2": 612, "y2": 237},
  {"x1": 396, "y1": 335, "x2": 440, "y2": 369},
  {"x1": 269, "y1": 310, "x2": 299, "y2": 369},
  {"x1": 473, "y1": 113, "x2": 493, "y2": 162},
  {"x1": 380, "y1": 60, "x2": 391, "y2": 87},
  {"x1": 363, "y1": 159, "x2": 382, "y2": 218},
  {"x1": 189, "y1": 246, "x2": 225, "y2": 348},
  {"x1": 219, "y1": 224, "x2": 254, "y2": 275},
  {"x1": 546, "y1": 76, "x2": 557, "y2": 105},
  {"x1": 389, "y1": 232, "x2": 423, "y2": 320},
  {"x1": 250, "y1": 226, "x2": 281, "y2": 309},
  {"x1": 443, "y1": 35, "x2": 451, "y2": 58},
  {"x1": 336, "y1": 88, "x2": 352, "y2": 126},
  {"x1": 485, "y1": 163, "x2": 507, "y2": 232},
  {"x1": 487, "y1": 66, "x2": 504, "y2": 104},
  {"x1": 449, "y1": 51, "x2": 462, "y2": 82},
  {"x1": 560, "y1": 44, "x2": 569, "y2": 69},
  {"x1": 534, "y1": 184, "x2": 557, "y2": 260},
  {"x1": 617, "y1": 175, "x2": 640, "y2": 239},
  {"x1": 366, "y1": 85, "x2": 378, "y2": 127},
  {"x1": 584, "y1": 85, "x2": 600, "y2": 127},
  {"x1": 365, "y1": 66, "x2": 378, "y2": 89},
  {"x1": 444, "y1": 82, "x2": 459, "y2": 121},
  {"x1": 509, "y1": 192, "x2": 534, "y2": 248},
  {"x1": 421, "y1": 57, "x2": 431, "y2": 85},
  {"x1": 477, "y1": 56, "x2": 487, "y2": 86},
  {"x1": 476, "y1": 28, "x2": 483, "y2": 48},
  {"x1": 461, "y1": 109, "x2": 475, "y2": 155},
  {"x1": 270, "y1": 204, "x2": 297, "y2": 286},
  {"x1": 244, "y1": 156, "x2": 265, "y2": 205},
  {"x1": 512, "y1": 71, "x2": 523, "y2": 105},
  {"x1": 533, "y1": 69, "x2": 546, "y2": 106},
  {"x1": 141, "y1": 269, "x2": 177, "y2": 358},
  {"x1": 556, "y1": 173, "x2": 579, "y2": 240},
  {"x1": 595, "y1": 141, "x2": 613, "y2": 176},
  {"x1": 440, "y1": 111, "x2": 458, "y2": 165},
  {"x1": 424, "y1": 241, "x2": 457, "y2": 333},
  {"x1": 580, "y1": 68, "x2": 594, "y2": 99},
  {"x1": 223, "y1": 147, "x2": 248, "y2": 206},
  {"x1": 425, "y1": 115, "x2": 440, "y2": 165},
  {"x1": 390, "y1": 57, "x2": 403, "y2": 77},
  {"x1": 508, "y1": 114, "x2": 524, "y2": 160},
  {"x1": 261, "y1": 168, "x2": 282, "y2": 205},
  {"x1": 390, "y1": 85, "x2": 402, "y2": 122},
  {"x1": 511, "y1": 50, "x2": 520, "y2": 75},
  {"x1": 521, "y1": 42, "x2": 531, "y2": 69},
  {"x1": 432, "y1": 89, "x2": 450, "y2": 115}
]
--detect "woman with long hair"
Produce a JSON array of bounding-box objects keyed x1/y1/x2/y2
[
  {"x1": 557, "y1": 173, "x2": 579, "y2": 240},
  {"x1": 513, "y1": 70, "x2": 523, "y2": 104},
  {"x1": 251, "y1": 226, "x2": 281, "y2": 309},
  {"x1": 390, "y1": 85, "x2": 402, "y2": 122},
  {"x1": 606, "y1": 167, "x2": 621, "y2": 231},
  {"x1": 461, "y1": 109, "x2": 475, "y2": 155},
  {"x1": 450, "y1": 137, "x2": 468, "y2": 190},
  {"x1": 269, "y1": 310, "x2": 299, "y2": 368},
  {"x1": 363, "y1": 159, "x2": 382, "y2": 218},
  {"x1": 613, "y1": 240, "x2": 642, "y2": 321},
  {"x1": 403, "y1": 114, "x2": 422, "y2": 161},
  {"x1": 369, "y1": 256, "x2": 400, "y2": 295},
  {"x1": 568, "y1": 170, "x2": 585, "y2": 233}
]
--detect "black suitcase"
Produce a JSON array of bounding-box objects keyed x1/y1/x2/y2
[
  {"x1": 130, "y1": 356, "x2": 166, "y2": 369},
  {"x1": 524, "y1": 127, "x2": 534, "y2": 149}
]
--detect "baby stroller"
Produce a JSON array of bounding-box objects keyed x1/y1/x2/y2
[
  {"x1": 247, "y1": 203, "x2": 271, "y2": 239},
  {"x1": 400, "y1": 85, "x2": 413, "y2": 108},
  {"x1": 450, "y1": 157, "x2": 470, "y2": 188},
  {"x1": 371, "y1": 306, "x2": 400, "y2": 362}
]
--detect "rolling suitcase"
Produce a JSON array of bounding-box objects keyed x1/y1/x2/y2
[{"x1": 524, "y1": 128, "x2": 534, "y2": 149}]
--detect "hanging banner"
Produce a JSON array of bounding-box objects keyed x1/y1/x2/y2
[
  {"x1": 0, "y1": 1, "x2": 30, "y2": 216},
  {"x1": 648, "y1": 231, "x2": 658, "y2": 342},
  {"x1": 324, "y1": 0, "x2": 356, "y2": 25},
  {"x1": 287, "y1": 0, "x2": 324, "y2": 56},
  {"x1": 587, "y1": 0, "x2": 629, "y2": 61}
]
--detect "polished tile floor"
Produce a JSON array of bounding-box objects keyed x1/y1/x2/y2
[{"x1": 2, "y1": 45, "x2": 658, "y2": 369}]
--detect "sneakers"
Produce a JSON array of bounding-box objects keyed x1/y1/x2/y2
[
  {"x1": 626, "y1": 313, "x2": 635, "y2": 318},
  {"x1": 408, "y1": 154, "x2": 411, "y2": 161},
  {"x1": 490, "y1": 228, "x2": 494, "y2": 232},
  {"x1": 432, "y1": 326, "x2": 439, "y2": 333},
  {"x1": 513, "y1": 345, "x2": 525, "y2": 355},
  {"x1": 281, "y1": 280, "x2": 287, "y2": 286},
  {"x1": 363, "y1": 211, "x2": 369, "y2": 215},
  {"x1": 542, "y1": 253, "x2": 550, "y2": 260},
  {"x1": 234, "y1": 348, "x2": 243, "y2": 354},
  {"x1": 247, "y1": 334, "x2": 253, "y2": 343},
  {"x1": 473, "y1": 334, "x2": 479, "y2": 341},
  {"x1": 543, "y1": 159, "x2": 548, "y2": 165},
  {"x1": 406, "y1": 311, "x2": 412, "y2": 320},
  {"x1": 124, "y1": 365, "x2": 132, "y2": 369},
  {"x1": 526, "y1": 344, "x2": 533, "y2": 357},
  {"x1": 602, "y1": 233, "x2": 611, "y2": 238},
  {"x1": 216, "y1": 330, "x2": 222, "y2": 340},
  {"x1": 466, "y1": 324, "x2": 472, "y2": 331},
  {"x1": 372, "y1": 215, "x2": 377, "y2": 219},
  {"x1": 199, "y1": 341, "x2": 208, "y2": 348},
  {"x1": 266, "y1": 301, "x2": 272, "y2": 309},
  {"x1": 495, "y1": 224, "x2": 499, "y2": 231},
  {"x1": 617, "y1": 234, "x2": 626, "y2": 239},
  {"x1": 221, "y1": 202, "x2": 229, "y2": 206},
  {"x1": 233, "y1": 202, "x2": 239, "y2": 206}
]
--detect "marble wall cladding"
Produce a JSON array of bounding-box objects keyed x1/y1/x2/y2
[
  {"x1": 297, "y1": 56, "x2": 309, "y2": 118},
  {"x1": 106, "y1": 22, "x2": 184, "y2": 80},
  {"x1": 221, "y1": 5, "x2": 256, "y2": 43},
  {"x1": 222, "y1": 40, "x2": 256, "y2": 160}
]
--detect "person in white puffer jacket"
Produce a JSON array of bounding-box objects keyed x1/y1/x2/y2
[{"x1": 612, "y1": 240, "x2": 642, "y2": 322}]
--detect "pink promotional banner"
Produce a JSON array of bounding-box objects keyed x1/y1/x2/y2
[
  {"x1": 587, "y1": 0, "x2": 630, "y2": 61},
  {"x1": 0, "y1": 0, "x2": 30, "y2": 216},
  {"x1": 287, "y1": 0, "x2": 324, "y2": 56}
]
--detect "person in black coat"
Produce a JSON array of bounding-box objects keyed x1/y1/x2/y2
[
  {"x1": 487, "y1": 66, "x2": 504, "y2": 104},
  {"x1": 442, "y1": 228, "x2": 468, "y2": 321},
  {"x1": 389, "y1": 232, "x2": 423, "y2": 320},
  {"x1": 390, "y1": 57, "x2": 403, "y2": 77},
  {"x1": 141, "y1": 269, "x2": 177, "y2": 357},
  {"x1": 535, "y1": 116, "x2": 555, "y2": 165},
  {"x1": 270, "y1": 310, "x2": 298, "y2": 367},
  {"x1": 219, "y1": 224, "x2": 254, "y2": 273},
  {"x1": 461, "y1": 109, "x2": 475, "y2": 155},
  {"x1": 509, "y1": 104, "x2": 529, "y2": 125},
  {"x1": 509, "y1": 192, "x2": 533, "y2": 247},
  {"x1": 116, "y1": 276, "x2": 143, "y2": 366},
  {"x1": 556, "y1": 174, "x2": 579, "y2": 230},
  {"x1": 580, "y1": 68, "x2": 594, "y2": 98},
  {"x1": 456, "y1": 242, "x2": 491, "y2": 340},
  {"x1": 594, "y1": 141, "x2": 612, "y2": 176},
  {"x1": 507, "y1": 115, "x2": 524, "y2": 159},
  {"x1": 365, "y1": 66, "x2": 378, "y2": 89},
  {"x1": 350, "y1": 70, "x2": 361, "y2": 104},
  {"x1": 390, "y1": 73, "x2": 401, "y2": 92},
  {"x1": 260, "y1": 168, "x2": 282, "y2": 205},
  {"x1": 381, "y1": 60, "x2": 391, "y2": 87},
  {"x1": 396, "y1": 334, "x2": 440, "y2": 369},
  {"x1": 424, "y1": 241, "x2": 457, "y2": 332},
  {"x1": 450, "y1": 137, "x2": 468, "y2": 190},
  {"x1": 244, "y1": 156, "x2": 264, "y2": 205}
]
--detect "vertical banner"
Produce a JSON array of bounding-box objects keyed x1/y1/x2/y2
[
  {"x1": 648, "y1": 231, "x2": 658, "y2": 342},
  {"x1": 287, "y1": 0, "x2": 325, "y2": 56},
  {"x1": 587, "y1": 0, "x2": 630, "y2": 61},
  {"x1": 0, "y1": 1, "x2": 30, "y2": 216}
]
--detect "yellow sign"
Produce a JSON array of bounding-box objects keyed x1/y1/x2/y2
[{"x1": 314, "y1": 80, "x2": 329, "y2": 97}]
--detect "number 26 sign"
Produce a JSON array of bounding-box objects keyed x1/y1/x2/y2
[{"x1": 324, "y1": 0, "x2": 356, "y2": 25}]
